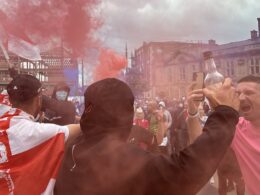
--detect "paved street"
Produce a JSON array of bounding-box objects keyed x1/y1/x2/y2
[
  {"x1": 197, "y1": 183, "x2": 218, "y2": 195},
  {"x1": 197, "y1": 174, "x2": 243, "y2": 195},
  {"x1": 197, "y1": 183, "x2": 238, "y2": 195}
]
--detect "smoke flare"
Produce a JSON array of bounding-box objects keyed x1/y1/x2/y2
[
  {"x1": 0, "y1": 0, "x2": 101, "y2": 57},
  {"x1": 94, "y1": 48, "x2": 127, "y2": 81}
]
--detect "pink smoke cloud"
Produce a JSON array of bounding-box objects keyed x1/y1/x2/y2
[
  {"x1": 94, "y1": 48, "x2": 127, "y2": 81},
  {"x1": 0, "y1": 0, "x2": 101, "y2": 57}
]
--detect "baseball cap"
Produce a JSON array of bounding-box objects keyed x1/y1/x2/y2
[{"x1": 7, "y1": 74, "x2": 43, "y2": 102}]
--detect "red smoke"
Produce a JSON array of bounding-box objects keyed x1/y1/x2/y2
[
  {"x1": 0, "y1": 0, "x2": 101, "y2": 57},
  {"x1": 0, "y1": 1, "x2": 128, "y2": 80},
  {"x1": 94, "y1": 48, "x2": 127, "y2": 81}
]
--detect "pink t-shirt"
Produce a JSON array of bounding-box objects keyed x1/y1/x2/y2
[{"x1": 232, "y1": 117, "x2": 260, "y2": 195}]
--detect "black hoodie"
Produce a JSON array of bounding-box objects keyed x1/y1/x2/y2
[
  {"x1": 55, "y1": 78, "x2": 239, "y2": 195},
  {"x1": 43, "y1": 82, "x2": 76, "y2": 125}
]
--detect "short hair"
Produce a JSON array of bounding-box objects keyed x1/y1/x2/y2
[{"x1": 238, "y1": 75, "x2": 260, "y2": 84}]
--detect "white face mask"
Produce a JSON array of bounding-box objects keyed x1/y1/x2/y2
[{"x1": 56, "y1": 90, "x2": 68, "y2": 101}]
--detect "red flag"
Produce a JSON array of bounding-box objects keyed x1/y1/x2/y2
[
  {"x1": 0, "y1": 10, "x2": 41, "y2": 61},
  {"x1": 8, "y1": 34, "x2": 41, "y2": 61},
  {"x1": 0, "y1": 108, "x2": 67, "y2": 194}
]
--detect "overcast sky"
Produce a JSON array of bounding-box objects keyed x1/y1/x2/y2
[{"x1": 98, "y1": 0, "x2": 260, "y2": 54}]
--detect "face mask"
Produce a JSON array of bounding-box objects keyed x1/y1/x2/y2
[{"x1": 56, "y1": 90, "x2": 68, "y2": 101}]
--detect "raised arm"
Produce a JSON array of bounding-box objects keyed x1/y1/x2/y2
[
  {"x1": 148, "y1": 78, "x2": 240, "y2": 195},
  {"x1": 186, "y1": 83, "x2": 204, "y2": 142}
]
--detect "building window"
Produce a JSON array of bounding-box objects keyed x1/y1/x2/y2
[
  {"x1": 226, "y1": 62, "x2": 230, "y2": 76},
  {"x1": 226, "y1": 61, "x2": 235, "y2": 76},
  {"x1": 231, "y1": 61, "x2": 235, "y2": 76},
  {"x1": 251, "y1": 59, "x2": 254, "y2": 65},
  {"x1": 251, "y1": 67, "x2": 255, "y2": 74},
  {"x1": 153, "y1": 71, "x2": 156, "y2": 84},
  {"x1": 167, "y1": 68, "x2": 172, "y2": 82},
  {"x1": 256, "y1": 59, "x2": 259, "y2": 74},
  {"x1": 180, "y1": 66, "x2": 186, "y2": 81},
  {"x1": 238, "y1": 59, "x2": 245, "y2": 66},
  {"x1": 160, "y1": 69, "x2": 163, "y2": 83},
  {"x1": 250, "y1": 58, "x2": 260, "y2": 74}
]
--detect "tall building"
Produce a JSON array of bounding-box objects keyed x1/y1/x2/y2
[{"x1": 133, "y1": 18, "x2": 260, "y2": 100}]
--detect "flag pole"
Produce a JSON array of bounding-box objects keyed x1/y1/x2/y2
[{"x1": 0, "y1": 41, "x2": 13, "y2": 68}]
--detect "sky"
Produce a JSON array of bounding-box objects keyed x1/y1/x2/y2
[{"x1": 98, "y1": 0, "x2": 260, "y2": 54}]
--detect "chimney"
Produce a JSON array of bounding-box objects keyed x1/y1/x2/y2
[
  {"x1": 251, "y1": 30, "x2": 258, "y2": 40},
  {"x1": 257, "y1": 18, "x2": 260, "y2": 37},
  {"x1": 208, "y1": 39, "x2": 216, "y2": 45}
]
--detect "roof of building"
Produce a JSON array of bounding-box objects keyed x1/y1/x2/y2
[{"x1": 213, "y1": 37, "x2": 260, "y2": 51}]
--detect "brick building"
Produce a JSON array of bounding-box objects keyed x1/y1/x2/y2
[{"x1": 133, "y1": 18, "x2": 260, "y2": 100}]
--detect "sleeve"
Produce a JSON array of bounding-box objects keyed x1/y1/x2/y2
[
  {"x1": 146, "y1": 105, "x2": 239, "y2": 195},
  {"x1": 8, "y1": 119, "x2": 69, "y2": 155},
  {"x1": 30, "y1": 122, "x2": 69, "y2": 142}
]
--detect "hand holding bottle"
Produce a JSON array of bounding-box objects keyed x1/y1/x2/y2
[
  {"x1": 187, "y1": 82, "x2": 204, "y2": 115},
  {"x1": 203, "y1": 51, "x2": 224, "y2": 88},
  {"x1": 202, "y1": 78, "x2": 240, "y2": 112}
]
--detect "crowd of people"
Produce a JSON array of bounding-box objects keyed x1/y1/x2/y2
[{"x1": 0, "y1": 71, "x2": 260, "y2": 195}]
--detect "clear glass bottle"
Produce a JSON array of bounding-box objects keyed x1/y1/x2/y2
[{"x1": 203, "y1": 51, "x2": 224, "y2": 87}]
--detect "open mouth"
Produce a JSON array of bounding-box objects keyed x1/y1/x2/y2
[{"x1": 240, "y1": 104, "x2": 251, "y2": 113}]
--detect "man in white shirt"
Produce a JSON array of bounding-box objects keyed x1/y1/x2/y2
[{"x1": 0, "y1": 74, "x2": 80, "y2": 195}]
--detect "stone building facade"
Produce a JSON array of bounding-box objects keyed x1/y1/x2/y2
[
  {"x1": 134, "y1": 41, "x2": 217, "y2": 99},
  {"x1": 134, "y1": 18, "x2": 260, "y2": 100}
]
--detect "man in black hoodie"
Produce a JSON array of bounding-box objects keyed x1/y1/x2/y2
[
  {"x1": 43, "y1": 82, "x2": 76, "y2": 125},
  {"x1": 55, "y1": 78, "x2": 239, "y2": 195}
]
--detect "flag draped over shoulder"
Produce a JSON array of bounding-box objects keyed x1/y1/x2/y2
[
  {"x1": 0, "y1": 94, "x2": 68, "y2": 194},
  {"x1": 0, "y1": 90, "x2": 11, "y2": 106},
  {"x1": 0, "y1": 90, "x2": 11, "y2": 117}
]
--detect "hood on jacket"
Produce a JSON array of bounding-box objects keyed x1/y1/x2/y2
[
  {"x1": 51, "y1": 82, "x2": 70, "y2": 100},
  {"x1": 80, "y1": 78, "x2": 134, "y2": 141}
]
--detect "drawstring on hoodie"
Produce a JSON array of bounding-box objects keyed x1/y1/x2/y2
[
  {"x1": 70, "y1": 144, "x2": 77, "y2": 172},
  {"x1": 70, "y1": 137, "x2": 85, "y2": 172}
]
